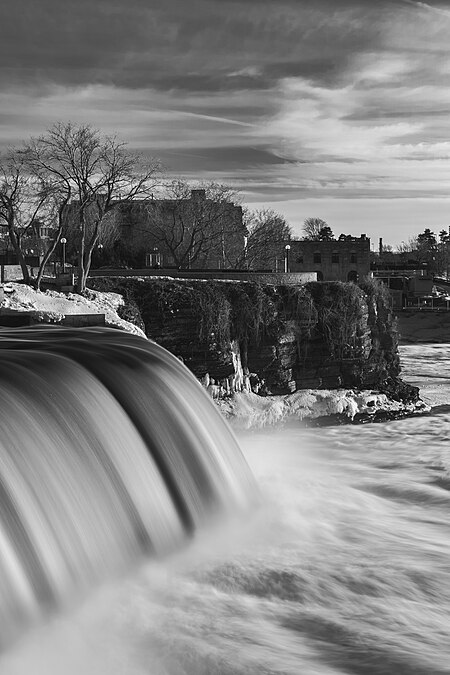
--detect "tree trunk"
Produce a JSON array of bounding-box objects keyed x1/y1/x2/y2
[
  {"x1": 35, "y1": 237, "x2": 60, "y2": 291},
  {"x1": 79, "y1": 247, "x2": 93, "y2": 294},
  {"x1": 8, "y1": 224, "x2": 30, "y2": 285},
  {"x1": 77, "y1": 216, "x2": 87, "y2": 293},
  {"x1": 36, "y1": 198, "x2": 70, "y2": 290}
]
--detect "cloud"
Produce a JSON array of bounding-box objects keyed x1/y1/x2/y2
[
  {"x1": 0, "y1": 0, "x2": 385, "y2": 92},
  {"x1": 0, "y1": 83, "x2": 270, "y2": 159},
  {"x1": 2, "y1": 0, "x2": 450, "y2": 245}
]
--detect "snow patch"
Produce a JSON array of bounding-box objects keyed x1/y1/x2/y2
[
  {"x1": 0, "y1": 283, "x2": 146, "y2": 338},
  {"x1": 215, "y1": 389, "x2": 429, "y2": 430}
]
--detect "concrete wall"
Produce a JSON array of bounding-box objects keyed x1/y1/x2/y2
[
  {"x1": 409, "y1": 276, "x2": 434, "y2": 297},
  {"x1": 1, "y1": 265, "x2": 26, "y2": 282},
  {"x1": 88, "y1": 269, "x2": 317, "y2": 285}
]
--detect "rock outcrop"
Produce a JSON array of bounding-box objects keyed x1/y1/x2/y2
[{"x1": 89, "y1": 276, "x2": 415, "y2": 404}]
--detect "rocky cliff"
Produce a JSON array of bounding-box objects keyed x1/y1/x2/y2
[{"x1": 89, "y1": 277, "x2": 414, "y2": 403}]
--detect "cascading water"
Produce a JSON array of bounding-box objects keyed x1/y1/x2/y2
[{"x1": 0, "y1": 326, "x2": 256, "y2": 650}]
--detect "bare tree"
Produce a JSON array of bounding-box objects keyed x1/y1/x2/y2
[
  {"x1": 25, "y1": 122, "x2": 161, "y2": 292},
  {"x1": 33, "y1": 189, "x2": 73, "y2": 290},
  {"x1": 134, "y1": 180, "x2": 244, "y2": 269},
  {"x1": 397, "y1": 237, "x2": 418, "y2": 254},
  {"x1": 243, "y1": 208, "x2": 292, "y2": 270},
  {"x1": 303, "y1": 217, "x2": 329, "y2": 240}
]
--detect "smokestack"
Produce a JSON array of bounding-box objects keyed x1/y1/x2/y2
[{"x1": 379, "y1": 238, "x2": 383, "y2": 255}]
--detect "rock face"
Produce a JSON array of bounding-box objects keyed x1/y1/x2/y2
[{"x1": 89, "y1": 277, "x2": 410, "y2": 400}]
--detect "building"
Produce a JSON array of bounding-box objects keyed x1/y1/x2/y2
[
  {"x1": 0, "y1": 218, "x2": 56, "y2": 266},
  {"x1": 115, "y1": 189, "x2": 245, "y2": 269},
  {"x1": 372, "y1": 271, "x2": 436, "y2": 309},
  {"x1": 288, "y1": 234, "x2": 371, "y2": 282}
]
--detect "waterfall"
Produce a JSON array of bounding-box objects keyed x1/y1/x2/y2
[{"x1": 0, "y1": 326, "x2": 255, "y2": 650}]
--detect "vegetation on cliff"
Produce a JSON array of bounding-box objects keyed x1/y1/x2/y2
[{"x1": 89, "y1": 276, "x2": 400, "y2": 395}]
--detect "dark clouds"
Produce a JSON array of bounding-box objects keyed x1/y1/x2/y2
[
  {"x1": 0, "y1": 0, "x2": 444, "y2": 95},
  {"x1": 0, "y1": 0, "x2": 388, "y2": 92},
  {"x1": 158, "y1": 145, "x2": 297, "y2": 174}
]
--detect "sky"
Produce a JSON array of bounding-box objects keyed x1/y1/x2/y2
[{"x1": 2, "y1": 0, "x2": 450, "y2": 246}]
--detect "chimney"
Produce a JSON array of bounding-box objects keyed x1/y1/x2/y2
[{"x1": 379, "y1": 238, "x2": 383, "y2": 255}]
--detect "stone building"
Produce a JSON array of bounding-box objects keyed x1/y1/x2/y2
[{"x1": 288, "y1": 234, "x2": 371, "y2": 282}]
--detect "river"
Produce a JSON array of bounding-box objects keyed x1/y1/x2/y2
[{"x1": 2, "y1": 343, "x2": 450, "y2": 675}]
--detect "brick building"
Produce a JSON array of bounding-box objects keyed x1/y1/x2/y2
[
  {"x1": 288, "y1": 234, "x2": 371, "y2": 282},
  {"x1": 64, "y1": 189, "x2": 245, "y2": 269},
  {"x1": 0, "y1": 218, "x2": 56, "y2": 266},
  {"x1": 116, "y1": 189, "x2": 245, "y2": 269}
]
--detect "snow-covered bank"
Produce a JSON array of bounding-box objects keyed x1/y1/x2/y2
[
  {"x1": 214, "y1": 389, "x2": 430, "y2": 430},
  {"x1": 0, "y1": 283, "x2": 146, "y2": 337}
]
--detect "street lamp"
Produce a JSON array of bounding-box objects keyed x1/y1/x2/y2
[
  {"x1": 284, "y1": 244, "x2": 291, "y2": 273},
  {"x1": 60, "y1": 237, "x2": 67, "y2": 274}
]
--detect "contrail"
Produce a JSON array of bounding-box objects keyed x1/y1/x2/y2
[
  {"x1": 167, "y1": 110, "x2": 255, "y2": 128},
  {"x1": 400, "y1": 0, "x2": 450, "y2": 18}
]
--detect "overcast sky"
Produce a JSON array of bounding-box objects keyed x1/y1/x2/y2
[{"x1": 2, "y1": 0, "x2": 450, "y2": 245}]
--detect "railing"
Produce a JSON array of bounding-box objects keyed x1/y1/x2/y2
[{"x1": 399, "y1": 297, "x2": 450, "y2": 311}]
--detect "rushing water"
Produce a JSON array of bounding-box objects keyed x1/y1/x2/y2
[
  {"x1": 2, "y1": 340, "x2": 450, "y2": 674},
  {"x1": 0, "y1": 327, "x2": 254, "y2": 654}
]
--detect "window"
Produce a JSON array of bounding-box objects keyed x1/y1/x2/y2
[
  {"x1": 331, "y1": 251, "x2": 339, "y2": 264},
  {"x1": 350, "y1": 251, "x2": 357, "y2": 263},
  {"x1": 146, "y1": 251, "x2": 162, "y2": 268},
  {"x1": 296, "y1": 253, "x2": 304, "y2": 264},
  {"x1": 313, "y1": 252, "x2": 321, "y2": 264}
]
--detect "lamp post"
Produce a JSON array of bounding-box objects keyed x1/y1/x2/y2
[
  {"x1": 97, "y1": 243, "x2": 103, "y2": 266},
  {"x1": 60, "y1": 237, "x2": 67, "y2": 274},
  {"x1": 284, "y1": 244, "x2": 291, "y2": 273}
]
